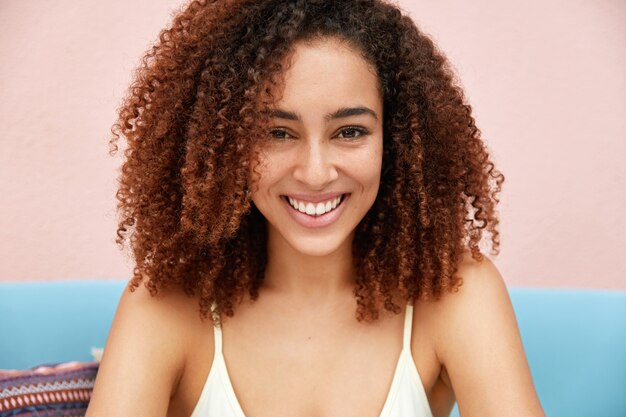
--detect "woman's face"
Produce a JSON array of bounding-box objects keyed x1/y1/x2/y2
[{"x1": 251, "y1": 38, "x2": 383, "y2": 257}]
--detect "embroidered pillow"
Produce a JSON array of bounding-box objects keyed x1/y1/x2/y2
[{"x1": 0, "y1": 361, "x2": 98, "y2": 417}]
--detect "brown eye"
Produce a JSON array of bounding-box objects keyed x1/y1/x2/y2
[
  {"x1": 337, "y1": 126, "x2": 369, "y2": 139},
  {"x1": 269, "y1": 128, "x2": 292, "y2": 140}
]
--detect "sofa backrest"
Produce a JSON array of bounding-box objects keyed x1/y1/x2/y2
[
  {"x1": 0, "y1": 280, "x2": 126, "y2": 369},
  {"x1": 505, "y1": 288, "x2": 626, "y2": 417}
]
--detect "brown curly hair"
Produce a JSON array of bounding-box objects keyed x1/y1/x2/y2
[{"x1": 110, "y1": 0, "x2": 505, "y2": 323}]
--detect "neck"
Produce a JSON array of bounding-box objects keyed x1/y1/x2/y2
[{"x1": 262, "y1": 228, "x2": 356, "y2": 304}]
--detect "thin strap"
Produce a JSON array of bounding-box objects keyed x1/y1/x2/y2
[
  {"x1": 403, "y1": 303, "x2": 414, "y2": 350},
  {"x1": 213, "y1": 323, "x2": 223, "y2": 353},
  {"x1": 210, "y1": 302, "x2": 223, "y2": 354}
]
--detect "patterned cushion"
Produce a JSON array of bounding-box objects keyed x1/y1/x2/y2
[{"x1": 0, "y1": 361, "x2": 98, "y2": 417}]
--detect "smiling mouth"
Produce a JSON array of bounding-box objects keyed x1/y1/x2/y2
[{"x1": 281, "y1": 194, "x2": 348, "y2": 217}]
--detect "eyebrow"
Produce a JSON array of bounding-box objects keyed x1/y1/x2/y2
[{"x1": 270, "y1": 106, "x2": 379, "y2": 122}]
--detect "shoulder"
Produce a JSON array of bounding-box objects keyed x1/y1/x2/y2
[
  {"x1": 426, "y1": 252, "x2": 514, "y2": 369},
  {"x1": 86, "y1": 281, "x2": 214, "y2": 416},
  {"x1": 414, "y1": 251, "x2": 545, "y2": 416},
  {"x1": 429, "y1": 250, "x2": 510, "y2": 326},
  {"x1": 412, "y1": 251, "x2": 507, "y2": 345}
]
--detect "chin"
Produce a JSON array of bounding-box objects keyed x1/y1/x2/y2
[{"x1": 280, "y1": 231, "x2": 352, "y2": 258}]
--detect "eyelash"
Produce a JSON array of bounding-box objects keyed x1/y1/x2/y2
[{"x1": 269, "y1": 126, "x2": 370, "y2": 141}]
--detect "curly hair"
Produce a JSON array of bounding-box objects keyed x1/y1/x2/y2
[{"x1": 110, "y1": 0, "x2": 505, "y2": 323}]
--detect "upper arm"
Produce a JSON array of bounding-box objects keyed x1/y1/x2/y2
[
  {"x1": 433, "y1": 254, "x2": 545, "y2": 417},
  {"x1": 86, "y1": 283, "x2": 190, "y2": 417}
]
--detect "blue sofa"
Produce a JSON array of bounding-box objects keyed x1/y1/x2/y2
[{"x1": 1, "y1": 280, "x2": 624, "y2": 416}]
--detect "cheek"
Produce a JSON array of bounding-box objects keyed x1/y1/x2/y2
[
  {"x1": 249, "y1": 151, "x2": 286, "y2": 193},
  {"x1": 356, "y1": 140, "x2": 383, "y2": 186}
]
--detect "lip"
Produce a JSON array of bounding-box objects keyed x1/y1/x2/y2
[{"x1": 282, "y1": 193, "x2": 350, "y2": 229}]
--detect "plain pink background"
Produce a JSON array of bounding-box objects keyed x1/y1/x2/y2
[{"x1": 0, "y1": 0, "x2": 624, "y2": 289}]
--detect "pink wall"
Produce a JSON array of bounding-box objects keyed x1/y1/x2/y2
[{"x1": 1, "y1": 0, "x2": 624, "y2": 289}]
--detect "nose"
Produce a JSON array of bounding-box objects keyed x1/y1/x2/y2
[{"x1": 292, "y1": 138, "x2": 338, "y2": 190}]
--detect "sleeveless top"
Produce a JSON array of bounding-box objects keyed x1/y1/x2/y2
[{"x1": 190, "y1": 303, "x2": 434, "y2": 417}]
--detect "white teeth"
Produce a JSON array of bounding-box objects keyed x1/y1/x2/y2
[{"x1": 286, "y1": 195, "x2": 344, "y2": 217}]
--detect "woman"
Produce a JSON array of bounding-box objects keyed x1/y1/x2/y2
[{"x1": 87, "y1": 0, "x2": 545, "y2": 416}]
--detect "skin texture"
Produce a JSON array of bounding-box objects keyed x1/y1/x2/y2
[{"x1": 87, "y1": 39, "x2": 545, "y2": 417}]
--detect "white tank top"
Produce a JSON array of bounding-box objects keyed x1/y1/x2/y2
[{"x1": 190, "y1": 303, "x2": 434, "y2": 417}]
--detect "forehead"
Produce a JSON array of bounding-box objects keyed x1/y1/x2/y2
[{"x1": 272, "y1": 38, "x2": 382, "y2": 116}]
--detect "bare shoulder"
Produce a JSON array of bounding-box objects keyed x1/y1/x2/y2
[
  {"x1": 86, "y1": 281, "x2": 214, "y2": 417},
  {"x1": 411, "y1": 251, "x2": 505, "y2": 354},
  {"x1": 416, "y1": 251, "x2": 545, "y2": 417},
  {"x1": 430, "y1": 251, "x2": 510, "y2": 323}
]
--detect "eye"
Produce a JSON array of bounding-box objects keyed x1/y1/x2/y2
[
  {"x1": 269, "y1": 128, "x2": 293, "y2": 140},
  {"x1": 337, "y1": 126, "x2": 369, "y2": 140}
]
